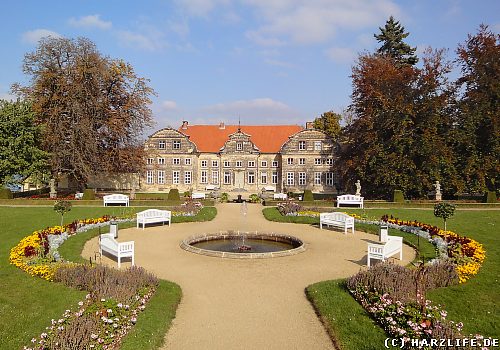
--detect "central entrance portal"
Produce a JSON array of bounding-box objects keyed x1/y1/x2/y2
[{"x1": 234, "y1": 171, "x2": 244, "y2": 189}]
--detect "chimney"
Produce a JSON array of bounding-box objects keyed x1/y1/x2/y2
[
  {"x1": 219, "y1": 121, "x2": 225, "y2": 129},
  {"x1": 181, "y1": 120, "x2": 189, "y2": 130},
  {"x1": 305, "y1": 121, "x2": 314, "y2": 130}
]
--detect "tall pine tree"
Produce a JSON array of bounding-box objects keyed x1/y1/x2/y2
[{"x1": 375, "y1": 16, "x2": 418, "y2": 65}]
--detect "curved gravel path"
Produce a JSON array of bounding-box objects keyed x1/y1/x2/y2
[{"x1": 83, "y1": 203, "x2": 415, "y2": 349}]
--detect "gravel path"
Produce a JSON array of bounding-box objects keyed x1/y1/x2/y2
[{"x1": 82, "y1": 203, "x2": 415, "y2": 349}]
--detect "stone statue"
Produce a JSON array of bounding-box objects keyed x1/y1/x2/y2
[
  {"x1": 49, "y1": 178, "x2": 57, "y2": 199},
  {"x1": 434, "y1": 181, "x2": 442, "y2": 201},
  {"x1": 355, "y1": 180, "x2": 361, "y2": 196}
]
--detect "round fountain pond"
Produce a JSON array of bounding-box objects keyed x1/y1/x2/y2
[{"x1": 180, "y1": 231, "x2": 305, "y2": 258}]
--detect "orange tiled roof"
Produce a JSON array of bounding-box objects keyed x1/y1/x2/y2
[{"x1": 178, "y1": 124, "x2": 303, "y2": 153}]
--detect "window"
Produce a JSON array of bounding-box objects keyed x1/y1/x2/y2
[
  {"x1": 173, "y1": 158, "x2": 180, "y2": 165},
  {"x1": 324, "y1": 158, "x2": 333, "y2": 166},
  {"x1": 298, "y1": 141, "x2": 306, "y2": 150},
  {"x1": 314, "y1": 158, "x2": 322, "y2": 165},
  {"x1": 272, "y1": 171, "x2": 278, "y2": 184},
  {"x1": 248, "y1": 161, "x2": 255, "y2": 167},
  {"x1": 223, "y1": 161, "x2": 230, "y2": 168},
  {"x1": 272, "y1": 161, "x2": 278, "y2": 167},
  {"x1": 147, "y1": 158, "x2": 154, "y2": 165},
  {"x1": 298, "y1": 172, "x2": 306, "y2": 186},
  {"x1": 212, "y1": 160, "x2": 218, "y2": 167},
  {"x1": 248, "y1": 171, "x2": 255, "y2": 184},
  {"x1": 201, "y1": 160, "x2": 208, "y2": 168},
  {"x1": 314, "y1": 172, "x2": 322, "y2": 185},
  {"x1": 326, "y1": 172, "x2": 334, "y2": 186},
  {"x1": 200, "y1": 170, "x2": 208, "y2": 184},
  {"x1": 235, "y1": 161, "x2": 242, "y2": 168},
  {"x1": 173, "y1": 140, "x2": 181, "y2": 149},
  {"x1": 212, "y1": 171, "x2": 219, "y2": 184},
  {"x1": 185, "y1": 158, "x2": 192, "y2": 165},
  {"x1": 236, "y1": 142, "x2": 243, "y2": 151},
  {"x1": 286, "y1": 172, "x2": 294, "y2": 186},
  {"x1": 157, "y1": 170, "x2": 165, "y2": 184},
  {"x1": 287, "y1": 158, "x2": 293, "y2": 165},
  {"x1": 261, "y1": 172, "x2": 267, "y2": 184},
  {"x1": 158, "y1": 140, "x2": 166, "y2": 149},
  {"x1": 184, "y1": 171, "x2": 192, "y2": 184},
  {"x1": 146, "y1": 170, "x2": 154, "y2": 184},
  {"x1": 314, "y1": 141, "x2": 322, "y2": 151},
  {"x1": 299, "y1": 158, "x2": 306, "y2": 165},
  {"x1": 261, "y1": 161, "x2": 268, "y2": 167},
  {"x1": 224, "y1": 171, "x2": 231, "y2": 185},
  {"x1": 173, "y1": 171, "x2": 180, "y2": 184},
  {"x1": 158, "y1": 158, "x2": 165, "y2": 165}
]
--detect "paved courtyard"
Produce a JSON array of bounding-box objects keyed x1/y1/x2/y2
[{"x1": 82, "y1": 204, "x2": 415, "y2": 349}]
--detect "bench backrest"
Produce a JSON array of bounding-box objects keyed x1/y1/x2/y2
[
  {"x1": 104, "y1": 194, "x2": 129, "y2": 200},
  {"x1": 320, "y1": 212, "x2": 353, "y2": 222},
  {"x1": 137, "y1": 209, "x2": 171, "y2": 218},
  {"x1": 337, "y1": 194, "x2": 363, "y2": 201},
  {"x1": 100, "y1": 233, "x2": 118, "y2": 249}
]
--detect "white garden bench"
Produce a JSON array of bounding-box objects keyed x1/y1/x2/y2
[
  {"x1": 337, "y1": 194, "x2": 364, "y2": 208},
  {"x1": 99, "y1": 233, "x2": 134, "y2": 268},
  {"x1": 103, "y1": 194, "x2": 130, "y2": 207},
  {"x1": 263, "y1": 185, "x2": 276, "y2": 192},
  {"x1": 136, "y1": 209, "x2": 171, "y2": 230},
  {"x1": 273, "y1": 193, "x2": 287, "y2": 200},
  {"x1": 205, "y1": 185, "x2": 216, "y2": 191},
  {"x1": 367, "y1": 236, "x2": 403, "y2": 267},
  {"x1": 319, "y1": 212, "x2": 355, "y2": 234},
  {"x1": 192, "y1": 192, "x2": 206, "y2": 199}
]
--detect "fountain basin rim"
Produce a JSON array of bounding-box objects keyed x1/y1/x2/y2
[{"x1": 180, "y1": 232, "x2": 306, "y2": 259}]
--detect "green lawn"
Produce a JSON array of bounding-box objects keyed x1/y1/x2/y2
[
  {"x1": 303, "y1": 208, "x2": 500, "y2": 348},
  {"x1": 0, "y1": 206, "x2": 214, "y2": 349}
]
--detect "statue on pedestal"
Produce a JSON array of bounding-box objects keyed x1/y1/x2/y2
[
  {"x1": 355, "y1": 180, "x2": 361, "y2": 196},
  {"x1": 434, "y1": 181, "x2": 442, "y2": 201},
  {"x1": 49, "y1": 178, "x2": 57, "y2": 199}
]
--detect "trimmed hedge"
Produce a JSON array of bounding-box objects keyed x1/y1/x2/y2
[
  {"x1": 0, "y1": 188, "x2": 13, "y2": 199},
  {"x1": 82, "y1": 189, "x2": 95, "y2": 200},
  {"x1": 393, "y1": 189, "x2": 404, "y2": 202},
  {"x1": 168, "y1": 189, "x2": 180, "y2": 201}
]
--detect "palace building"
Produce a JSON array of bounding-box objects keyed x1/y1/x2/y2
[{"x1": 142, "y1": 121, "x2": 340, "y2": 194}]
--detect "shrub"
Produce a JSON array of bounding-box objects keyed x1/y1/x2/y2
[
  {"x1": 249, "y1": 194, "x2": 260, "y2": 203},
  {"x1": 46, "y1": 314, "x2": 100, "y2": 350},
  {"x1": 277, "y1": 201, "x2": 302, "y2": 216},
  {"x1": 54, "y1": 200, "x2": 72, "y2": 226},
  {"x1": 0, "y1": 188, "x2": 13, "y2": 199},
  {"x1": 392, "y1": 189, "x2": 404, "y2": 202},
  {"x1": 168, "y1": 188, "x2": 180, "y2": 200},
  {"x1": 220, "y1": 192, "x2": 229, "y2": 203},
  {"x1": 54, "y1": 265, "x2": 158, "y2": 302},
  {"x1": 303, "y1": 189, "x2": 314, "y2": 201},
  {"x1": 484, "y1": 191, "x2": 497, "y2": 203},
  {"x1": 82, "y1": 189, "x2": 95, "y2": 200}
]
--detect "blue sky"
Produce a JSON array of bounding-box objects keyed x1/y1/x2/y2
[{"x1": 0, "y1": 0, "x2": 498, "y2": 129}]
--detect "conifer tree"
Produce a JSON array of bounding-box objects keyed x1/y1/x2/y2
[{"x1": 375, "y1": 16, "x2": 418, "y2": 65}]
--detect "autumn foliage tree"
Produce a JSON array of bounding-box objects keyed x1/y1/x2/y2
[
  {"x1": 454, "y1": 25, "x2": 499, "y2": 193},
  {"x1": 312, "y1": 111, "x2": 342, "y2": 140},
  {"x1": 13, "y1": 37, "x2": 155, "y2": 189},
  {"x1": 339, "y1": 50, "x2": 457, "y2": 198}
]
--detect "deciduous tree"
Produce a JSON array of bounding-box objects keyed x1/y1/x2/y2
[
  {"x1": 312, "y1": 111, "x2": 342, "y2": 139},
  {"x1": 0, "y1": 99, "x2": 48, "y2": 185},
  {"x1": 13, "y1": 37, "x2": 155, "y2": 189},
  {"x1": 454, "y1": 25, "x2": 500, "y2": 193}
]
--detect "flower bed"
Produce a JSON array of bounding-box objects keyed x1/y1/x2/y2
[
  {"x1": 380, "y1": 215, "x2": 486, "y2": 283},
  {"x1": 10, "y1": 216, "x2": 159, "y2": 350}
]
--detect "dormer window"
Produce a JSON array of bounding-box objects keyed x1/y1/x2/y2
[{"x1": 236, "y1": 142, "x2": 243, "y2": 151}]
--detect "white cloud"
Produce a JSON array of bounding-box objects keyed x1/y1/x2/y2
[
  {"x1": 174, "y1": 0, "x2": 230, "y2": 17},
  {"x1": 169, "y1": 19, "x2": 190, "y2": 37},
  {"x1": 245, "y1": 0, "x2": 401, "y2": 46},
  {"x1": 162, "y1": 100, "x2": 179, "y2": 111},
  {"x1": 116, "y1": 30, "x2": 167, "y2": 51},
  {"x1": 201, "y1": 97, "x2": 301, "y2": 121},
  {"x1": 22, "y1": 29, "x2": 62, "y2": 44},
  {"x1": 326, "y1": 47, "x2": 356, "y2": 64},
  {"x1": 0, "y1": 92, "x2": 16, "y2": 101},
  {"x1": 264, "y1": 58, "x2": 295, "y2": 68},
  {"x1": 68, "y1": 14, "x2": 112, "y2": 30}
]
